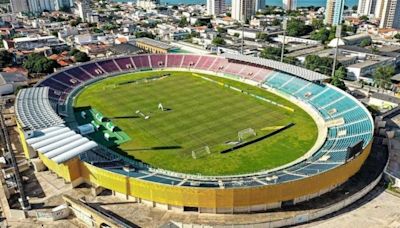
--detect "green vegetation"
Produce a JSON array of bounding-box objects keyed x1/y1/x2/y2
[
  {"x1": 74, "y1": 71, "x2": 317, "y2": 175},
  {"x1": 0, "y1": 50, "x2": 13, "y2": 68},
  {"x1": 286, "y1": 18, "x2": 313, "y2": 37},
  {"x1": 373, "y1": 65, "x2": 395, "y2": 89},
  {"x1": 135, "y1": 31, "x2": 155, "y2": 39},
  {"x1": 70, "y1": 49, "x2": 90, "y2": 62},
  {"x1": 23, "y1": 53, "x2": 59, "y2": 75},
  {"x1": 331, "y1": 66, "x2": 347, "y2": 90},
  {"x1": 360, "y1": 38, "x2": 372, "y2": 47},
  {"x1": 260, "y1": 46, "x2": 285, "y2": 60},
  {"x1": 304, "y1": 54, "x2": 334, "y2": 75},
  {"x1": 74, "y1": 51, "x2": 90, "y2": 62},
  {"x1": 212, "y1": 37, "x2": 226, "y2": 45},
  {"x1": 359, "y1": 15, "x2": 369, "y2": 22},
  {"x1": 178, "y1": 16, "x2": 189, "y2": 27}
]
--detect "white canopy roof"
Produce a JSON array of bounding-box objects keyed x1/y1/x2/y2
[
  {"x1": 15, "y1": 87, "x2": 64, "y2": 130},
  {"x1": 26, "y1": 126, "x2": 98, "y2": 164}
]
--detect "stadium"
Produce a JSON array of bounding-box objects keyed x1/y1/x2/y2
[{"x1": 15, "y1": 53, "x2": 374, "y2": 213}]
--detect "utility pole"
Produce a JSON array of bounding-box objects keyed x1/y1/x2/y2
[
  {"x1": 281, "y1": 18, "x2": 288, "y2": 62},
  {"x1": 241, "y1": 22, "x2": 244, "y2": 55},
  {"x1": 332, "y1": 24, "x2": 342, "y2": 78},
  {"x1": 0, "y1": 104, "x2": 30, "y2": 210}
]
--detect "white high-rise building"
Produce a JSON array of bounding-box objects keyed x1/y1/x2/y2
[
  {"x1": 282, "y1": 0, "x2": 297, "y2": 11},
  {"x1": 379, "y1": 0, "x2": 400, "y2": 29},
  {"x1": 357, "y1": 0, "x2": 377, "y2": 15},
  {"x1": 75, "y1": 0, "x2": 91, "y2": 22},
  {"x1": 231, "y1": 0, "x2": 264, "y2": 22},
  {"x1": 11, "y1": 0, "x2": 72, "y2": 13},
  {"x1": 207, "y1": 0, "x2": 226, "y2": 16},
  {"x1": 324, "y1": 0, "x2": 345, "y2": 25}
]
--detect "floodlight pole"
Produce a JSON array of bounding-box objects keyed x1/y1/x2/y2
[
  {"x1": 332, "y1": 24, "x2": 342, "y2": 78},
  {"x1": 281, "y1": 18, "x2": 288, "y2": 63}
]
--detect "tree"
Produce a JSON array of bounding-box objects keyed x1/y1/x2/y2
[
  {"x1": 23, "y1": 53, "x2": 60, "y2": 75},
  {"x1": 178, "y1": 16, "x2": 188, "y2": 27},
  {"x1": 310, "y1": 27, "x2": 331, "y2": 44},
  {"x1": 373, "y1": 65, "x2": 395, "y2": 89},
  {"x1": 394, "y1": 33, "x2": 400, "y2": 39},
  {"x1": 359, "y1": 15, "x2": 369, "y2": 22},
  {"x1": 233, "y1": 33, "x2": 240, "y2": 37},
  {"x1": 0, "y1": 50, "x2": 13, "y2": 68},
  {"x1": 217, "y1": 27, "x2": 227, "y2": 34},
  {"x1": 304, "y1": 55, "x2": 334, "y2": 75},
  {"x1": 271, "y1": 18, "x2": 281, "y2": 26},
  {"x1": 135, "y1": 31, "x2": 155, "y2": 39},
  {"x1": 260, "y1": 47, "x2": 285, "y2": 61},
  {"x1": 360, "y1": 38, "x2": 371, "y2": 47},
  {"x1": 74, "y1": 51, "x2": 90, "y2": 62},
  {"x1": 311, "y1": 18, "x2": 324, "y2": 30},
  {"x1": 352, "y1": 5, "x2": 358, "y2": 11},
  {"x1": 286, "y1": 18, "x2": 313, "y2": 37},
  {"x1": 331, "y1": 66, "x2": 347, "y2": 90},
  {"x1": 212, "y1": 37, "x2": 226, "y2": 45},
  {"x1": 256, "y1": 32, "x2": 270, "y2": 41}
]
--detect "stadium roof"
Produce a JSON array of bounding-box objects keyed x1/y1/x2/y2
[
  {"x1": 15, "y1": 87, "x2": 65, "y2": 130},
  {"x1": 134, "y1": 37, "x2": 173, "y2": 50},
  {"x1": 221, "y1": 53, "x2": 329, "y2": 82},
  {"x1": 26, "y1": 126, "x2": 98, "y2": 164}
]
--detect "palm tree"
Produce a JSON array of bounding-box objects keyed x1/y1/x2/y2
[{"x1": 373, "y1": 65, "x2": 395, "y2": 91}]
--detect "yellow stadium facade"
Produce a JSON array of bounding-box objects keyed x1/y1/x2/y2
[{"x1": 18, "y1": 119, "x2": 371, "y2": 213}]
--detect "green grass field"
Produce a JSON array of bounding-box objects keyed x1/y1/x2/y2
[{"x1": 73, "y1": 71, "x2": 318, "y2": 175}]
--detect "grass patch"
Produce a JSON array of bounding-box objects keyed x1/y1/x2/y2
[{"x1": 73, "y1": 71, "x2": 318, "y2": 175}]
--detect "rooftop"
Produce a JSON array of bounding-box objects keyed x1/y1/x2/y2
[{"x1": 135, "y1": 37, "x2": 173, "y2": 50}]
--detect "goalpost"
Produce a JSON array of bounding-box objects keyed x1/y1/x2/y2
[
  {"x1": 191, "y1": 146, "x2": 211, "y2": 159},
  {"x1": 238, "y1": 128, "x2": 256, "y2": 142}
]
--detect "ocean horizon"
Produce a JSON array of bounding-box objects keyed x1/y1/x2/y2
[{"x1": 115, "y1": 0, "x2": 358, "y2": 7}]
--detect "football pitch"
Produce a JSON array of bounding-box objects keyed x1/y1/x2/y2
[{"x1": 73, "y1": 71, "x2": 318, "y2": 175}]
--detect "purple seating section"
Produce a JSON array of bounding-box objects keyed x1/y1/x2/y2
[
  {"x1": 97, "y1": 60, "x2": 120, "y2": 73},
  {"x1": 53, "y1": 72, "x2": 81, "y2": 87},
  {"x1": 80, "y1": 63, "x2": 101, "y2": 76},
  {"x1": 195, "y1": 56, "x2": 215, "y2": 70},
  {"x1": 166, "y1": 54, "x2": 183, "y2": 67},
  {"x1": 182, "y1": 55, "x2": 200, "y2": 67},
  {"x1": 115, "y1": 57, "x2": 134, "y2": 70},
  {"x1": 132, "y1": 55, "x2": 150, "y2": 69},
  {"x1": 65, "y1": 67, "x2": 92, "y2": 81},
  {"x1": 39, "y1": 54, "x2": 277, "y2": 102},
  {"x1": 150, "y1": 55, "x2": 166, "y2": 68}
]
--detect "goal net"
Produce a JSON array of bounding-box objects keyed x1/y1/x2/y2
[
  {"x1": 238, "y1": 128, "x2": 256, "y2": 142},
  {"x1": 191, "y1": 146, "x2": 211, "y2": 159}
]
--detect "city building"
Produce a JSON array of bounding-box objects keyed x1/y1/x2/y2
[
  {"x1": 232, "y1": 0, "x2": 264, "y2": 22},
  {"x1": 325, "y1": 0, "x2": 345, "y2": 25},
  {"x1": 10, "y1": 0, "x2": 30, "y2": 13},
  {"x1": 137, "y1": 0, "x2": 160, "y2": 10},
  {"x1": 379, "y1": 0, "x2": 400, "y2": 29},
  {"x1": 10, "y1": 0, "x2": 71, "y2": 13},
  {"x1": 134, "y1": 37, "x2": 178, "y2": 53},
  {"x1": 3, "y1": 35, "x2": 63, "y2": 51},
  {"x1": 283, "y1": 0, "x2": 297, "y2": 11},
  {"x1": 206, "y1": 0, "x2": 226, "y2": 16},
  {"x1": 0, "y1": 72, "x2": 27, "y2": 95},
  {"x1": 74, "y1": 0, "x2": 91, "y2": 22},
  {"x1": 357, "y1": 0, "x2": 378, "y2": 16}
]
